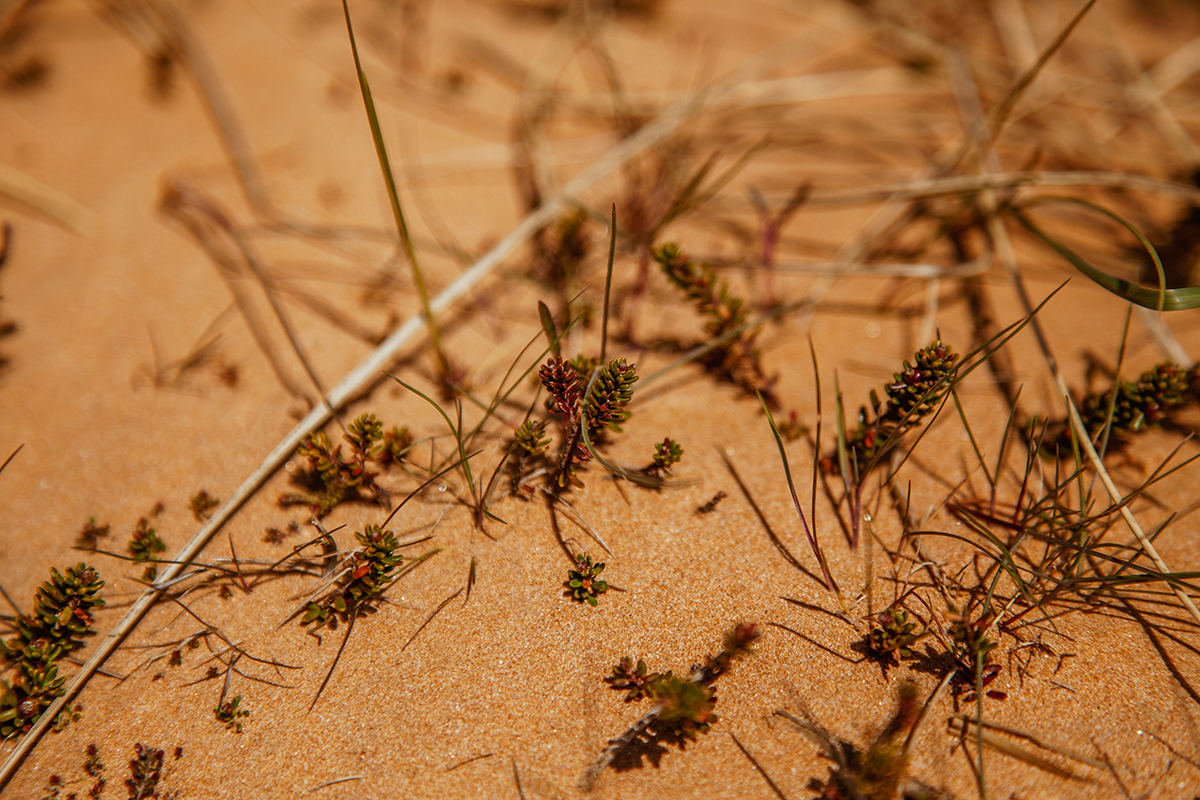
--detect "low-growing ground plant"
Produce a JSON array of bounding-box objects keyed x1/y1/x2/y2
[
  {"x1": 1038, "y1": 360, "x2": 1200, "y2": 456},
  {"x1": 188, "y1": 490, "x2": 219, "y2": 522},
  {"x1": 566, "y1": 553, "x2": 608, "y2": 606},
  {"x1": 214, "y1": 695, "x2": 248, "y2": 733},
  {"x1": 1, "y1": 564, "x2": 104, "y2": 739},
  {"x1": 128, "y1": 516, "x2": 167, "y2": 582},
  {"x1": 581, "y1": 622, "x2": 761, "y2": 790},
  {"x1": 653, "y1": 243, "x2": 779, "y2": 408},
  {"x1": 124, "y1": 742, "x2": 182, "y2": 800},
  {"x1": 279, "y1": 413, "x2": 411, "y2": 518}
]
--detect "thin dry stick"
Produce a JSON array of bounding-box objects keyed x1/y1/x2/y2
[
  {"x1": 1134, "y1": 305, "x2": 1193, "y2": 368},
  {"x1": 0, "y1": 34, "x2": 819, "y2": 788},
  {"x1": 0, "y1": 162, "x2": 91, "y2": 232},
  {"x1": 946, "y1": 717, "x2": 1089, "y2": 781},
  {"x1": 801, "y1": 171, "x2": 1200, "y2": 209},
  {"x1": 985, "y1": 0, "x2": 1101, "y2": 144},
  {"x1": 1098, "y1": 7, "x2": 1200, "y2": 167},
  {"x1": 307, "y1": 775, "x2": 365, "y2": 792}
]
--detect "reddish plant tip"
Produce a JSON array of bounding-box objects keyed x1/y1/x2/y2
[{"x1": 725, "y1": 622, "x2": 762, "y2": 655}]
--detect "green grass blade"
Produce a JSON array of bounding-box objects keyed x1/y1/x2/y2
[
  {"x1": 760, "y1": 392, "x2": 839, "y2": 595},
  {"x1": 341, "y1": 0, "x2": 447, "y2": 374},
  {"x1": 538, "y1": 301, "x2": 560, "y2": 358},
  {"x1": 385, "y1": 373, "x2": 474, "y2": 489},
  {"x1": 601, "y1": 204, "x2": 616, "y2": 364},
  {"x1": 1011, "y1": 202, "x2": 1200, "y2": 310}
]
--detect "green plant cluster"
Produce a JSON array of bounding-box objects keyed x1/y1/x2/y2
[
  {"x1": 514, "y1": 420, "x2": 549, "y2": 455},
  {"x1": 1, "y1": 564, "x2": 104, "y2": 739},
  {"x1": 946, "y1": 603, "x2": 997, "y2": 665},
  {"x1": 945, "y1": 602, "x2": 1005, "y2": 701},
  {"x1": 865, "y1": 606, "x2": 925, "y2": 667},
  {"x1": 531, "y1": 355, "x2": 639, "y2": 488},
  {"x1": 280, "y1": 413, "x2": 411, "y2": 517},
  {"x1": 645, "y1": 437, "x2": 683, "y2": 477},
  {"x1": 606, "y1": 657, "x2": 658, "y2": 701},
  {"x1": 214, "y1": 695, "x2": 249, "y2": 733},
  {"x1": 653, "y1": 243, "x2": 778, "y2": 407},
  {"x1": 301, "y1": 524, "x2": 403, "y2": 627},
  {"x1": 128, "y1": 516, "x2": 167, "y2": 582},
  {"x1": 188, "y1": 489, "x2": 219, "y2": 521},
  {"x1": 39, "y1": 741, "x2": 109, "y2": 800},
  {"x1": 810, "y1": 681, "x2": 921, "y2": 800},
  {"x1": 1043, "y1": 360, "x2": 1200, "y2": 454},
  {"x1": 566, "y1": 553, "x2": 608, "y2": 606},
  {"x1": 125, "y1": 743, "x2": 166, "y2": 800},
  {"x1": 834, "y1": 340, "x2": 959, "y2": 477},
  {"x1": 75, "y1": 516, "x2": 110, "y2": 550}
]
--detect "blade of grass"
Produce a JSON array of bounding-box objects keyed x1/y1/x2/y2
[
  {"x1": 538, "y1": 301, "x2": 560, "y2": 359},
  {"x1": 1009, "y1": 202, "x2": 1200, "y2": 310},
  {"x1": 386, "y1": 373, "x2": 477, "y2": 498},
  {"x1": 601, "y1": 204, "x2": 616, "y2": 364},
  {"x1": 341, "y1": 0, "x2": 449, "y2": 379},
  {"x1": 760, "y1": 392, "x2": 839, "y2": 597}
]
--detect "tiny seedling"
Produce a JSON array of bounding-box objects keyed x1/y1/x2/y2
[
  {"x1": 37, "y1": 742, "x2": 109, "y2": 799},
  {"x1": 566, "y1": 553, "x2": 609, "y2": 606},
  {"x1": 128, "y1": 516, "x2": 167, "y2": 582},
  {"x1": 378, "y1": 425, "x2": 415, "y2": 468},
  {"x1": 124, "y1": 742, "x2": 181, "y2": 800},
  {"x1": 188, "y1": 490, "x2": 219, "y2": 521},
  {"x1": 864, "y1": 603, "x2": 927, "y2": 669},
  {"x1": 263, "y1": 521, "x2": 300, "y2": 544},
  {"x1": 214, "y1": 695, "x2": 249, "y2": 733},
  {"x1": 941, "y1": 601, "x2": 1006, "y2": 704},
  {"x1": 75, "y1": 517, "x2": 110, "y2": 550},
  {"x1": 605, "y1": 657, "x2": 659, "y2": 702},
  {"x1": 642, "y1": 437, "x2": 683, "y2": 478}
]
